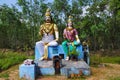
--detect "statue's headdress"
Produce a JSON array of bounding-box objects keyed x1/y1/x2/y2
[
  {"x1": 45, "y1": 8, "x2": 51, "y2": 17},
  {"x1": 68, "y1": 15, "x2": 73, "y2": 23}
]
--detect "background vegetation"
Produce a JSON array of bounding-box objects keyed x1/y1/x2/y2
[{"x1": 0, "y1": 0, "x2": 120, "y2": 51}]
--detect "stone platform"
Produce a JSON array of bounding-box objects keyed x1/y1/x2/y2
[
  {"x1": 35, "y1": 59, "x2": 90, "y2": 77},
  {"x1": 19, "y1": 60, "x2": 90, "y2": 80}
]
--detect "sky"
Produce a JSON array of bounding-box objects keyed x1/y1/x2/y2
[
  {"x1": 0, "y1": 0, "x2": 87, "y2": 16},
  {"x1": 0, "y1": 0, "x2": 53, "y2": 7},
  {"x1": 0, "y1": 0, "x2": 53, "y2": 12},
  {"x1": 0, "y1": 0, "x2": 17, "y2": 7}
]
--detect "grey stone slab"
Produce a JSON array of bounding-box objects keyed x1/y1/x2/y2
[
  {"x1": 35, "y1": 59, "x2": 90, "y2": 69},
  {"x1": 37, "y1": 60, "x2": 53, "y2": 68},
  {"x1": 61, "y1": 59, "x2": 90, "y2": 69}
]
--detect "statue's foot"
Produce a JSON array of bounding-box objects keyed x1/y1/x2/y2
[
  {"x1": 39, "y1": 57, "x2": 44, "y2": 61},
  {"x1": 65, "y1": 56, "x2": 69, "y2": 60}
]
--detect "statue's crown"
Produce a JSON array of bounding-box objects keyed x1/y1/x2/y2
[
  {"x1": 68, "y1": 15, "x2": 73, "y2": 23},
  {"x1": 45, "y1": 8, "x2": 51, "y2": 16}
]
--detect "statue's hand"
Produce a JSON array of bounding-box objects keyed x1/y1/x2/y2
[
  {"x1": 55, "y1": 38, "x2": 59, "y2": 42},
  {"x1": 44, "y1": 43, "x2": 48, "y2": 46}
]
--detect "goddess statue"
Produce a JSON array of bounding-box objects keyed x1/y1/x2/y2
[{"x1": 62, "y1": 16, "x2": 80, "y2": 60}]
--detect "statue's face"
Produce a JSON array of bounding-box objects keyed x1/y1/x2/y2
[
  {"x1": 68, "y1": 22, "x2": 72, "y2": 27},
  {"x1": 45, "y1": 16, "x2": 51, "y2": 23}
]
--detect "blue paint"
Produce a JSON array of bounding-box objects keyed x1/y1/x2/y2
[
  {"x1": 19, "y1": 64, "x2": 35, "y2": 80},
  {"x1": 76, "y1": 45, "x2": 84, "y2": 60},
  {"x1": 39, "y1": 67, "x2": 55, "y2": 75},
  {"x1": 48, "y1": 46, "x2": 59, "y2": 59}
]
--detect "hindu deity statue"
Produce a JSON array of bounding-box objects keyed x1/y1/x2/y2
[
  {"x1": 35, "y1": 8, "x2": 59, "y2": 60},
  {"x1": 62, "y1": 16, "x2": 80, "y2": 60}
]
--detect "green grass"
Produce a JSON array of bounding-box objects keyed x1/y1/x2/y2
[
  {"x1": 0, "y1": 50, "x2": 34, "y2": 71},
  {"x1": 90, "y1": 54, "x2": 120, "y2": 66},
  {"x1": 101, "y1": 56, "x2": 120, "y2": 64},
  {"x1": 109, "y1": 77, "x2": 120, "y2": 80}
]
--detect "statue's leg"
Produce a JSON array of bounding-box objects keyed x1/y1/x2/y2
[
  {"x1": 69, "y1": 40, "x2": 80, "y2": 52},
  {"x1": 43, "y1": 41, "x2": 58, "y2": 59},
  {"x1": 48, "y1": 41, "x2": 58, "y2": 46},
  {"x1": 36, "y1": 41, "x2": 44, "y2": 57},
  {"x1": 62, "y1": 41, "x2": 68, "y2": 56}
]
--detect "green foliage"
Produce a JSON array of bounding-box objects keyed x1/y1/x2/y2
[{"x1": 0, "y1": 0, "x2": 120, "y2": 50}]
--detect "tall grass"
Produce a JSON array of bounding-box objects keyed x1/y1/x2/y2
[{"x1": 0, "y1": 50, "x2": 33, "y2": 71}]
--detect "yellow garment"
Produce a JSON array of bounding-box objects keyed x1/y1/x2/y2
[{"x1": 43, "y1": 45, "x2": 48, "y2": 59}]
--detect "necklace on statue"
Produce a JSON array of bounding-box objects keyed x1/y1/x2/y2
[{"x1": 43, "y1": 23, "x2": 53, "y2": 35}]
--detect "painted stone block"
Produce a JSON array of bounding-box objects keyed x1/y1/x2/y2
[{"x1": 19, "y1": 64, "x2": 35, "y2": 80}]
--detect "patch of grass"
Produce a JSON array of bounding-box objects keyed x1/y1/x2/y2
[
  {"x1": 90, "y1": 54, "x2": 120, "y2": 66},
  {"x1": 90, "y1": 54, "x2": 102, "y2": 66},
  {"x1": 0, "y1": 50, "x2": 34, "y2": 71},
  {"x1": 101, "y1": 56, "x2": 120, "y2": 64},
  {"x1": 109, "y1": 77, "x2": 120, "y2": 80}
]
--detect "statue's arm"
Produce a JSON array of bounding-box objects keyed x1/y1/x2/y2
[
  {"x1": 75, "y1": 35, "x2": 80, "y2": 44},
  {"x1": 54, "y1": 24, "x2": 59, "y2": 41},
  {"x1": 39, "y1": 25, "x2": 43, "y2": 36},
  {"x1": 75, "y1": 29, "x2": 80, "y2": 44}
]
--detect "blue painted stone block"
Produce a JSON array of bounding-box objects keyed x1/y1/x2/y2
[
  {"x1": 39, "y1": 67, "x2": 55, "y2": 75},
  {"x1": 58, "y1": 45, "x2": 66, "y2": 59},
  {"x1": 48, "y1": 45, "x2": 66, "y2": 59},
  {"x1": 19, "y1": 64, "x2": 35, "y2": 80},
  {"x1": 48, "y1": 46, "x2": 59, "y2": 59},
  {"x1": 76, "y1": 45, "x2": 84, "y2": 60},
  {"x1": 35, "y1": 45, "x2": 66, "y2": 60}
]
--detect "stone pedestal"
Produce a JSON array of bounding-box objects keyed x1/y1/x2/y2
[
  {"x1": 19, "y1": 64, "x2": 35, "y2": 80},
  {"x1": 35, "y1": 45, "x2": 84, "y2": 60}
]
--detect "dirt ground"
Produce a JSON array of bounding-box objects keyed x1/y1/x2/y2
[{"x1": 0, "y1": 63, "x2": 120, "y2": 80}]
